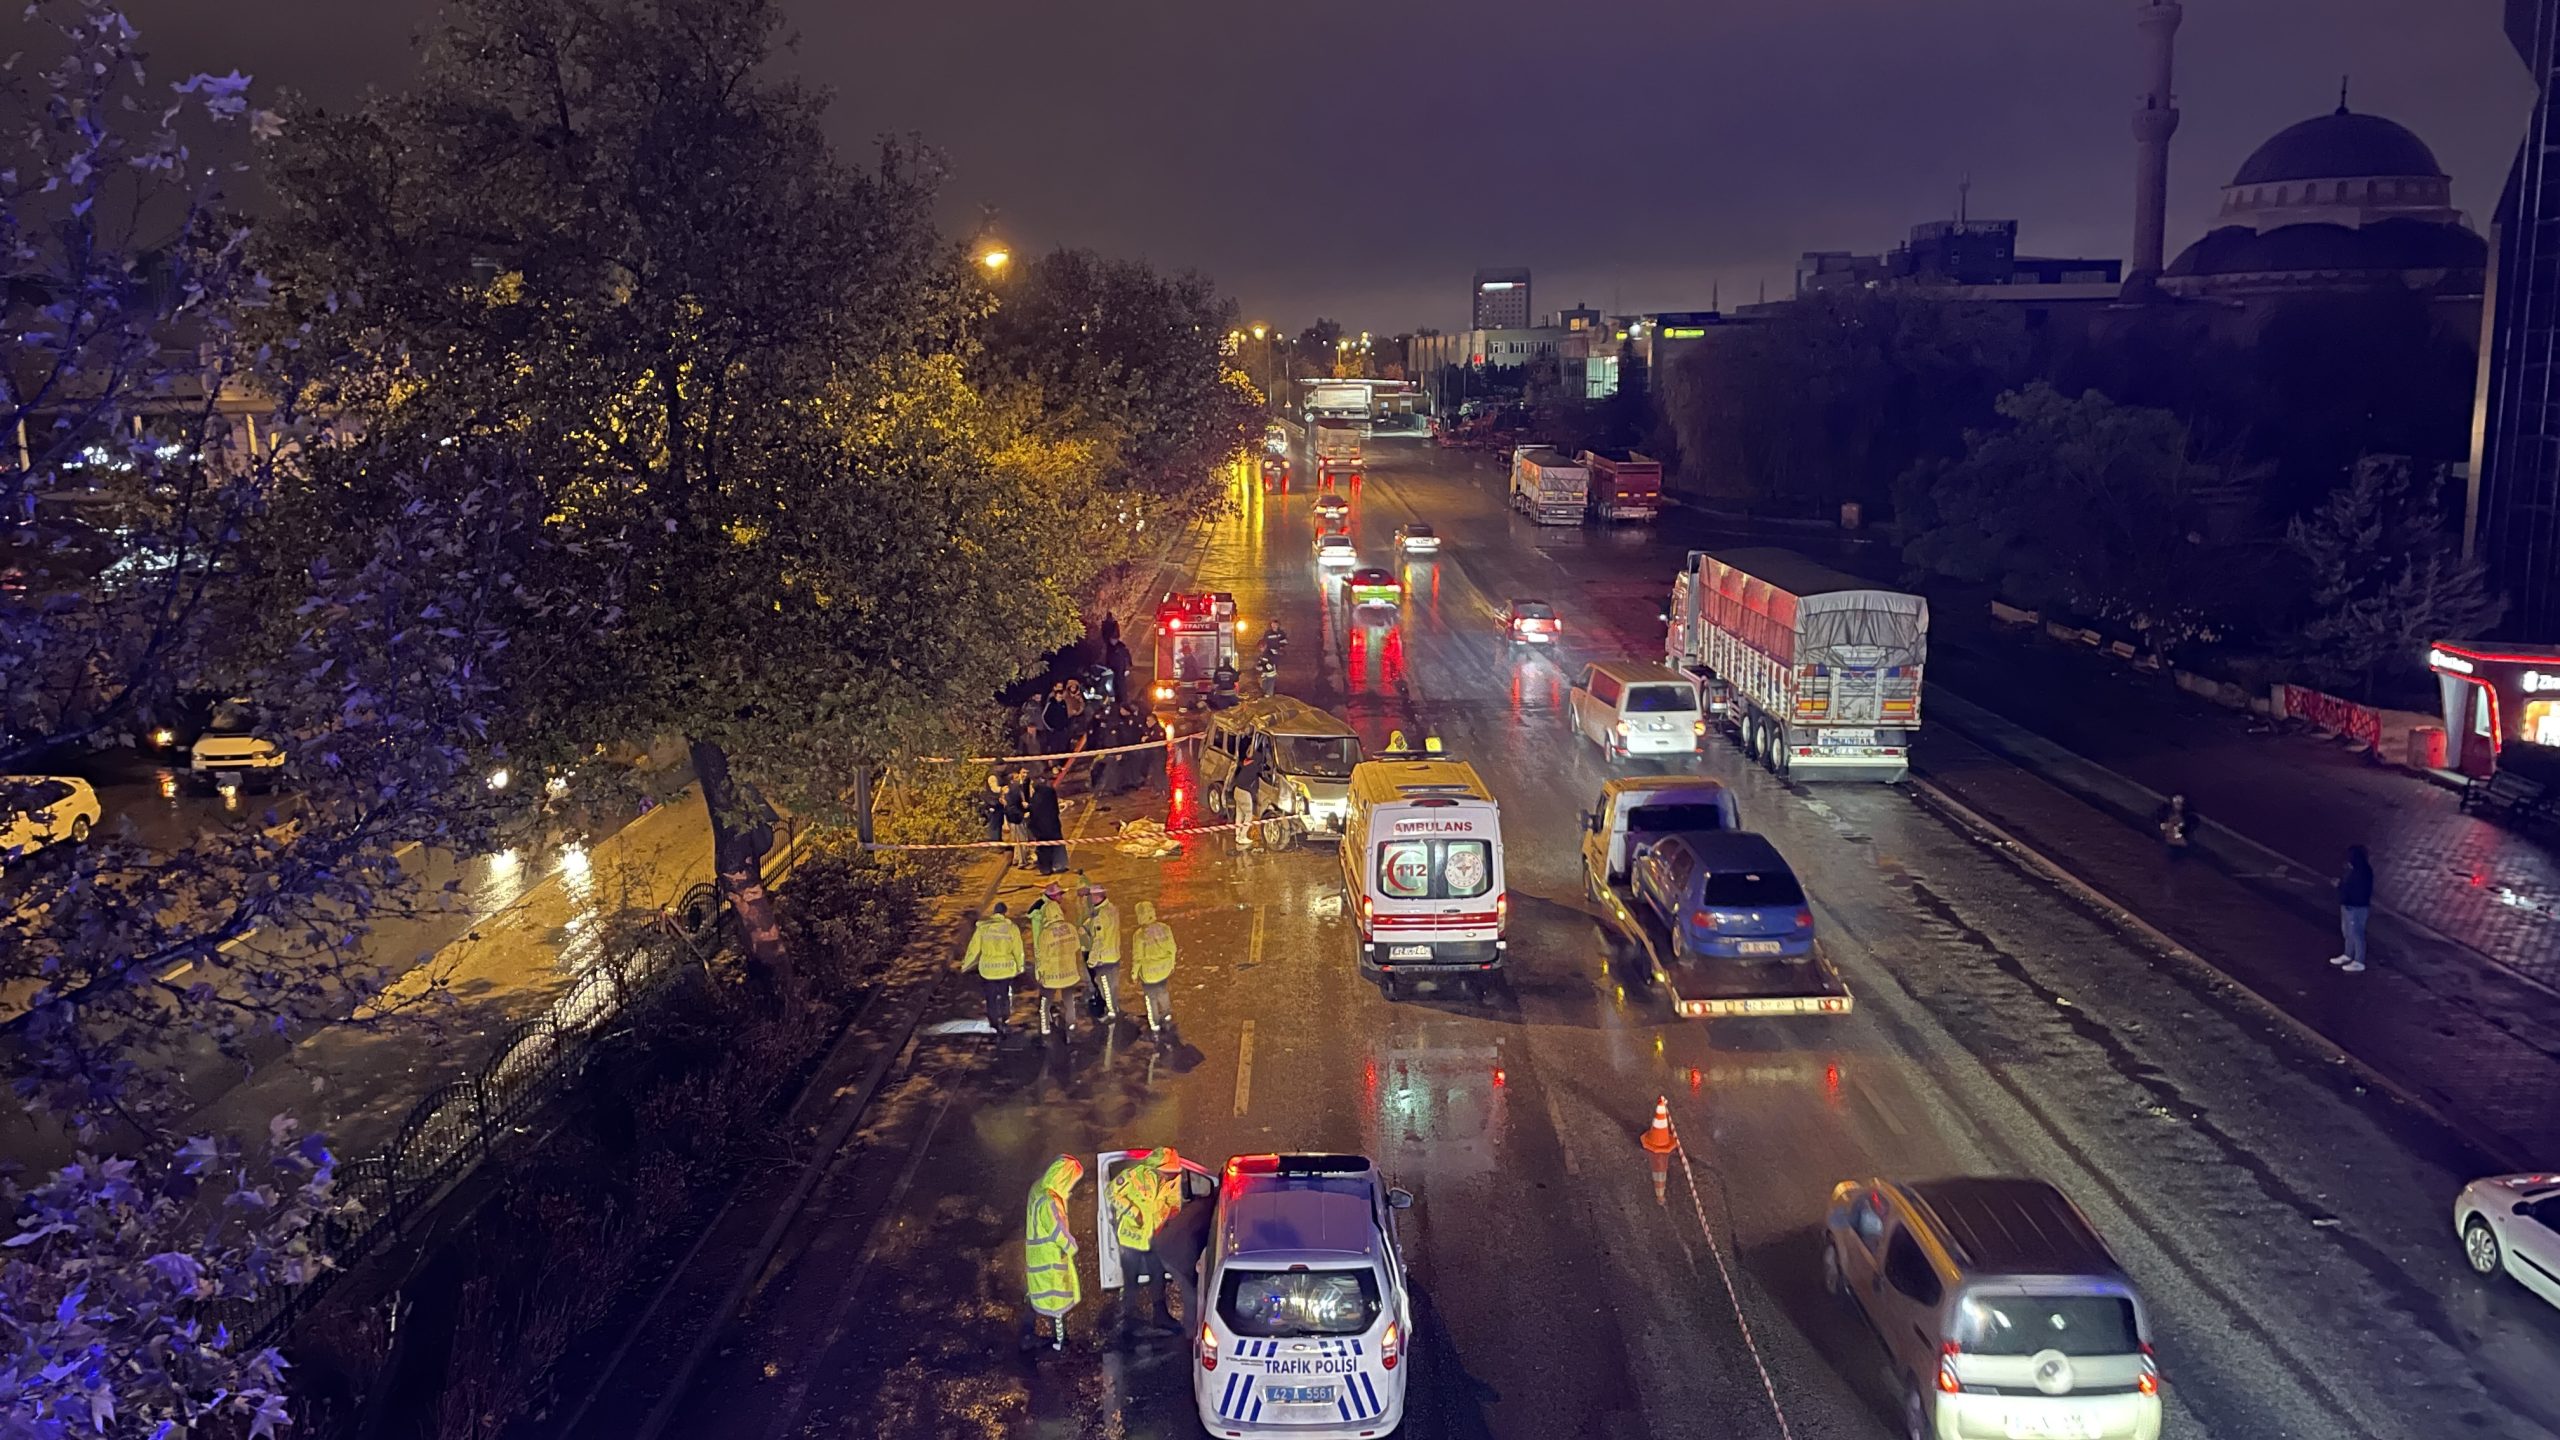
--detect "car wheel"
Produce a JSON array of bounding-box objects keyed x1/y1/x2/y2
[
  {"x1": 68, "y1": 817, "x2": 90, "y2": 843},
  {"x1": 1204, "y1": 785, "x2": 1228, "y2": 817},
  {"x1": 2464, "y1": 1217, "x2": 2505, "y2": 1279},
  {"x1": 1902, "y1": 1382, "x2": 1931, "y2": 1440},
  {"x1": 1821, "y1": 1238, "x2": 1846, "y2": 1298}
]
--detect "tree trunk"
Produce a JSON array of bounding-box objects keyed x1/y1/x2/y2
[{"x1": 688, "y1": 736, "x2": 789, "y2": 994}]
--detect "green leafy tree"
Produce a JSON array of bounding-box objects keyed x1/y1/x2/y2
[
  {"x1": 975, "y1": 247, "x2": 1260, "y2": 532},
  {"x1": 2286, "y1": 455, "x2": 2504, "y2": 699},
  {"x1": 1664, "y1": 288, "x2": 2029, "y2": 512},
  {"x1": 1900, "y1": 384, "x2": 2231, "y2": 645},
  {"x1": 256, "y1": 0, "x2": 1081, "y2": 992}
]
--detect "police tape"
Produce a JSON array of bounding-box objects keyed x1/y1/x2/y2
[
  {"x1": 915, "y1": 732, "x2": 1196, "y2": 766},
  {"x1": 857, "y1": 813, "x2": 1297, "y2": 852}
]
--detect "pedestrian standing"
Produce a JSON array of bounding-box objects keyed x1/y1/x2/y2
[
  {"x1": 1104, "y1": 625, "x2": 1135, "y2": 712},
  {"x1": 1028, "y1": 772, "x2": 1067, "y2": 873},
  {"x1": 1021, "y1": 1154, "x2": 1084, "y2": 1352},
  {"x1": 1106, "y1": 1148, "x2": 1185, "y2": 1340},
  {"x1": 1002, "y1": 768, "x2": 1034, "y2": 868},
  {"x1": 2330, "y1": 844, "x2": 2376, "y2": 973},
  {"x1": 1082, "y1": 881, "x2": 1124, "y2": 1022},
  {"x1": 1132, "y1": 899, "x2": 1178, "y2": 1035},
  {"x1": 961, "y1": 902, "x2": 1025, "y2": 1035},
  {"x1": 980, "y1": 771, "x2": 1009, "y2": 846},
  {"x1": 1030, "y1": 884, "x2": 1085, "y2": 1035}
]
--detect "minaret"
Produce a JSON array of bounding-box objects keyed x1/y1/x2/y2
[{"x1": 2130, "y1": 0, "x2": 2184, "y2": 282}]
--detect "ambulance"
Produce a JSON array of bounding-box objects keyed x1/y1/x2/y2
[
  {"x1": 1194, "y1": 1153, "x2": 1414, "y2": 1439},
  {"x1": 1341, "y1": 738, "x2": 1506, "y2": 999}
]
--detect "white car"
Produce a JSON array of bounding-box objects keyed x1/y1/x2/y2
[
  {"x1": 1196, "y1": 1153, "x2": 1412, "y2": 1439},
  {"x1": 2, "y1": 776, "x2": 102, "y2": 867},
  {"x1": 1314, "y1": 534, "x2": 1357, "y2": 568},
  {"x1": 190, "y1": 699, "x2": 287, "y2": 788},
  {"x1": 2457, "y1": 1173, "x2": 2560, "y2": 1309},
  {"x1": 1393, "y1": 522, "x2": 1438, "y2": 553}
]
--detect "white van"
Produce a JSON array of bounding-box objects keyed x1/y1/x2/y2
[
  {"x1": 1341, "y1": 744, "x2": 1505, "y2": 999},
  {"x1": 1568, "y1": 662, "x2": 1704, "y2": 759}
]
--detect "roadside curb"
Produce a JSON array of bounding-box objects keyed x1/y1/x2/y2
[
  {"x1": 1908, "y1": 775, "x2": 2526, "y2": 1171},
  {"x1": 559, "y1": 855, "x2": 1006, "y2": 1440},
  {"x1": 1926, "y1": 687, "x2": 2560, "y2": 1009}
]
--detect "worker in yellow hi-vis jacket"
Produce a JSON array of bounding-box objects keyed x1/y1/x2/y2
[{"x1": 1022, "y1": 1154, "x2": 1083, "y2": 1352}]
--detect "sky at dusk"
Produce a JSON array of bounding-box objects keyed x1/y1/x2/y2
[{"x1": 124, "y1": 0, "x2": 2536, "y2": 335}]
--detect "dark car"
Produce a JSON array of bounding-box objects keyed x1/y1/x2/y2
[{"x1": 1630, "y1": 831, "x2": 1814, "y2": 963}]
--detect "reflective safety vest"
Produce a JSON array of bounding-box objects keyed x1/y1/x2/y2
[
  {"x1": 1084, "y1": 900, "x2": 1123, "y2": 968},
  {"x1": 1133, "y1": 921, "x2": 1177, "y2": 986},
  {"x1": 1109, "y1": 1156, "x2": 1181, "y2": 1250},
  {"x1": 963, "y1": 916, "x2": 1025, "y2": 981},
  {"x1": 1033, "y1": 916, "x2": 1083, "y2": 989},
  {"x1": 1025, "y1": 1158, "x2": 1082, "y2": 1317}
]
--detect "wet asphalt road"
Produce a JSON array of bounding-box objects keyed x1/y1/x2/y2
[{"x1": 643, "y1": 438, "x2": 2560, "y2": 1440}]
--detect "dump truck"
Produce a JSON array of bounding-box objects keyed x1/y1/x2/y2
[
  {"x1": 1580, "y1": 449, "x2": 1664, "y2": 524},
  {"x1": 1508, "y1": 445, "x2": 1588, "y2": 525}
]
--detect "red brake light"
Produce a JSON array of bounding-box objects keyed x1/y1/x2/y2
[
  {"x1": 1380, "y1": 1319, "x2": 1400, "y2": 1370},
  {"x1": 1690, "y1": 911, "x2": 1720, "y2": 929},
  {"x1": 1793, "y1": 909, "x2": 1812, "y2": 928},
  {"x1": 1200, "y1": 1323, "x2": 1220, "y2": 1370},
  {"x1": 1495, "y1": 892, "x2": 1508, "y2": 926},
  {"x1": 2138, "y1": 1371, "x2": 2159, "y2": 1397},
  {"x1": 1936, "y1": 1344, "x2": 1962, "y2": 1394}
]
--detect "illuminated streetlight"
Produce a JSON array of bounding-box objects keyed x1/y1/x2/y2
[
  {"x1": 1251, "y1": 323, "x2": 1268, "y2": 341},
  {"x1": 978, "y1": 246, "x2": 1011, "y2": 273}
]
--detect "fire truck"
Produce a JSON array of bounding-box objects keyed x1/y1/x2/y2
[{"x1": 1151, "y1": 591, "x2": 1237, "y2": 709}]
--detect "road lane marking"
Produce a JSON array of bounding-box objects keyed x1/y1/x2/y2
[
  {"x1": 1664, "y1": 1115, "x2": 1799, "y2": 1440},
  {"x1": 1248, "y1": 906, "x2": 1266, "y2": 968},
  {"x1": 1233, "y1": 1020, "x2": 1256, "y2": 1117},
  {"x1": 1541, "y1": 1084, "x2": 1580, "y2": 1175},
  {"x1": 1850, "y1": 1072, "x2": 1908, "y2": 1137}
]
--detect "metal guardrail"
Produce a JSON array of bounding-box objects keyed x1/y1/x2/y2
[{"x1": 230, "y1": 877, "x2": 734, "y2": 1347}]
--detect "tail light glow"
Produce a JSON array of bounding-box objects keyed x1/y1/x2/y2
[
  {"x1": 1380, "y1": 1319, "x2": 1400, "y2": 1370},
  {"x1": 1793, "y1": 909, "x2": 1813, "y2": 928},
  {"x1": 1690, "y1": 911, "x2": 1721, "y2": 929},
  {"x1": 1494, "y1": 892, "x2": 1508, "y2": 926},
  {"x1": 1200, "y1": 1323, "x2": 1219, "y2": 1370}
]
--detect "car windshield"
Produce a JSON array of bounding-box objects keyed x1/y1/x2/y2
[
  {"x1": 1627, "y1": 802, "x2": 1726, "y2": 834},
  {"x1": 1320, "y1": 537, "x2": 1352, "y2": 550},
  {"x1": 1623, "y1": 684, "x2": 1697, "y2": 714},
  {"x1": 1275, "y1": 736, "x2": 1360, "y2": 777},
  {"x1": 1512, "y1": 602, "x2": 1554, "y2": 619},
  {"x1": 1219, "y1": 1266, "x2": 1382, "y2": 1338},
  {"x1": 1957, "y1": 1295, "x2": 2140, "y2": 1357},
  {"x1": 1700, "y1": 867, "x2": 1804, "y2": 907}
]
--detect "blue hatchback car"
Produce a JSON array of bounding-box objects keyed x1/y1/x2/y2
[{"x1": 1631, "y1": 831, "x2": 1814, "y2": 962}]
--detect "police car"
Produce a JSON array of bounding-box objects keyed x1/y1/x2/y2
[{"x1": 1196, "y1": 1153, "x2": 1413, "y2": 1438}]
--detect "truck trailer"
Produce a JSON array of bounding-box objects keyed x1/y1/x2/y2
[
  {"x1": 1312, "y1": 418, "x2": 1365, "y2": 485},
  {"x1": 1579, "y1": 449, "x2": 1663, "y2": 524},
  {"x1": 1665, "y1": 548, "x2": 1925, "y2": 782},
  {"x1": 1508, "y1": 445, "x2": 1589, "y2": 525}
]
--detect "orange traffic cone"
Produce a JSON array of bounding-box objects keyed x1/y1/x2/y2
[
  {"x1": 1649, "y1": 1147, "x2": 1669, "y2": 1207},
  {"x1": 1641, "y1": 1096, "x2": 1676, "y2": 1154}
]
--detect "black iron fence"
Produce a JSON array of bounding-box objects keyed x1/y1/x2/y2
[{"x1": 232, "y1": 879, "x2": 733, "y2": 1347}]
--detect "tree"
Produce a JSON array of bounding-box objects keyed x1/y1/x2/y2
[
  {"x1": 257, "y1": 0, "x2": 1110, "y2": 994},
  {"x1": 2286, "y1": 455, "x2": 2504, "y2": 699},
  {"x1": 975, "y1": 248, "x2": 1260, "y2": 529},
  {"x1": 1899, "y1": 384, "x2": 2232, "y2": 645},
  {"x1": 3, "y1": 6, "x2": 585, "y2": 1431},
  {"x1": 1663, "y1": 288, "x2": 2029, "y2": 512}
]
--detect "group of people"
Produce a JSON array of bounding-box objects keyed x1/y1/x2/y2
[
  {"x1": 960, "y1": 877, "x2": 1183, "y2": 1039},
  {"x1": 1021, "y1": 1145, "x2": 1211, "y2": 1352},
  {"x1": 985, "y1": 769, "x2": 1067, "y2": 873}
]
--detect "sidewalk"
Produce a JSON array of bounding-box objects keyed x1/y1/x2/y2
[{"x1": 1927, "y1": 606, "x2": 2560, "y2": 988}]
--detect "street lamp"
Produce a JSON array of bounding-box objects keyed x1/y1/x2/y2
[
  {"x1": 978, "y1": 246, "x2": 1011, "y2": 274},
  {"x1": 1251, "y1": 323, "x2": 1268, "y2": 341}
]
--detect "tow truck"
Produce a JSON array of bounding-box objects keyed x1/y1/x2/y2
[
  {"x1": 1152, "y1": 591, "x2": 1238, "y2": 710},
  {"x1": 1579, "y1": 776, "x2": 1852, "y2": 1019}
]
